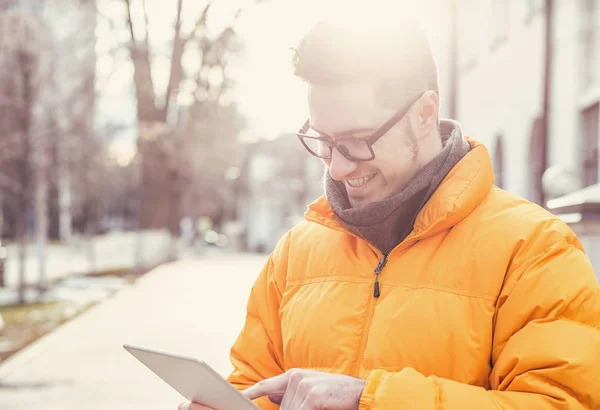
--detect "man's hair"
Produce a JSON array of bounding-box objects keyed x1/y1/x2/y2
[{"x1": 292, "y1": 16, "x2": 439, "y2": 108}]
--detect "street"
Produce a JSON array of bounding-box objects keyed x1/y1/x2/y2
[{"x1": 0, "y1": 253, "x2": 268, "y2": 410}]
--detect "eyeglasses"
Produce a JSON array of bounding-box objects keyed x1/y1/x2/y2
[{"x1": 296, "y1": 93, "x2": 423, "y2": 162}]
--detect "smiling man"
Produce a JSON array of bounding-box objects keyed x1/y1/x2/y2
[{"x1": 180, "y1": 11, "x2": 600, "y2": 410}]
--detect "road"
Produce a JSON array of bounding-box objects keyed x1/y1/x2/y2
[{"x1": 0, "y1": 253, "x2": 268, "y2": 410}]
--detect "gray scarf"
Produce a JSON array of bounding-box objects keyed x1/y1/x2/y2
[{"x1": 325, "y1": 120, "x2": 471, "y2": 254}]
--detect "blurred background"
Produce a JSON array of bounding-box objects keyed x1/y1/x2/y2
[{"x1": 0, "y1": 0, "x2": 599, "y2": 408}]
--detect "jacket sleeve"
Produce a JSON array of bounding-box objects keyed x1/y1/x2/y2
[
  {"x1": 227, "y1": 235, "x2": 289, "y2": 410},
  {"x1": 358, "y1": 240, "x2": 600, "y2": 410}
]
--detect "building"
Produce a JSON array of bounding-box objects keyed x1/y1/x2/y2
[
  {"x1": 436, "y1": 0, "x2": 600, "y2": 275},
  {"x1": 438, "y1": 0, "x2": 599, "y2": 203}
]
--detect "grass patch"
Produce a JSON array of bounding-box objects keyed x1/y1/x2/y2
[
  {"x1": 0, "y1": 301, "x2": 61, "y2": 325},
  {"x1": 0, "y1": 300, "x2": 93, "y2": 363},
  {"x1": 84, "y1": 266, "x2": 142, "y2": 284},
  {"x1": 86, "y1": 267, "x2": 130, "y2": 277},
  {"x1": 0, "y1": 263, "x2": 159, "y2": 364}
]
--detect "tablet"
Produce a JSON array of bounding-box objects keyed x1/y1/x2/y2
[{"x1": 123, "y1": 344, "x2": 259, "y2": 410}]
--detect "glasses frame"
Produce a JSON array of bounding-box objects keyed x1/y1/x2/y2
[{"x1": 296, "y1": 93, "x2": 424, "y2": 162}]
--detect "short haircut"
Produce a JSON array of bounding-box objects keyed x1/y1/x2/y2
[{"x1": 292, "y1": 16, "x2": 439, "y2": 108}]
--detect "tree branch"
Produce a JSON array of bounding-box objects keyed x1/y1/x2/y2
[
  {"x1": 123, "y1": 0, "x2": 136, "y2": 45},
  {"x1": 192, "y1": 26, "x2": 235, "y2": 98},
  {"x1": 184, "y1": 2, "x2": 213, "y2": 45},
  {"x1": 142, "y1": 0, "x2": 150, "y2": 48},
  {"x1": 163, "y1": 0, "x2": 185, "y2": 117}
]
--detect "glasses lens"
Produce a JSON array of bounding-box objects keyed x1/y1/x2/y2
[
  {"x1": 301, "y1": 136, "x2": 332, "y2": 158},
  {"x1": 337, "y1": 139, "x2": 373, "y2": 161}
]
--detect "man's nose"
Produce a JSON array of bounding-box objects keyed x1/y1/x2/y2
[{"x1": 327, "y1": 148, "x2": 358, "y2": 181}]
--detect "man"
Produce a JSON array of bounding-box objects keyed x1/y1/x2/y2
[{"x1": 181, "y1": 12, "x2": 600, "y2": 410}]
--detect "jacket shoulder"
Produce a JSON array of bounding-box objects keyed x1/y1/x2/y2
[{"x1": 472, "y1": 186, "x2": 584, "y2": 259}]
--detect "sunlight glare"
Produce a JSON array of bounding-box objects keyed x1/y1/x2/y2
[
  {"x1": 234, "y1": 0, "x2": 442, "y2": 140},
  {"x1": 109, "y1": 138, "x2": 138, "y2": 167}
]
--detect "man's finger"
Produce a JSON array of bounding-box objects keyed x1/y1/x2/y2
[
  {"x1": 242, "y1": 372, "x2": 291, "y2": 400},
  {"x1": 267, "y1": 394, "x2": 284, "y2": 405},
  {"x1": 178, "y1": 402, "x2": 213, "y2": 410}
]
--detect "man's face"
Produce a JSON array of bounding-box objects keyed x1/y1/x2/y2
[{"x1": 308, "y1": 82, "x2": 426, "y2": 208}]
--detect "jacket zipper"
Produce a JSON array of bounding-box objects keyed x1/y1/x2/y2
[
  {"x1": 354, "y1": 243, "x2": 409, "y2": 376},
  {"x1": 354, "y1": 250, "x2": 391, "y2": 375},
  {"x1": 373, "y1": 253, "x2": 388, "y2": 298},
  {"x1": 354, "y1": 293, "x2": 377, "y2": 376},
  {"x1": 373, "y1": 237, "x2": 407, "y2": 298}
]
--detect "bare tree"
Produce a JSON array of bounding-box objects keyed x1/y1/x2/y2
[
  {"x1": 46, "y1": 0, "x2": 97, "y2": 244},
  {"x1": 118, "y1": 0, "x2": 263, "y2": 232},
  {"x1": 123, "y1": 0, "x2": 242, "y2": 124},
  {"x1": 0, "y1": 9, "x2": 53, "y2": 302}
]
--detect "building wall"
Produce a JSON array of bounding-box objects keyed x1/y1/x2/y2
[
  {"x1": 418, "y1": 0, "x2": 454, "y2": 118},
  {"x1": 442, "y1": 0, "x2": 600, "y2": 203},
  {"x1": 450, "y1": 1, "x2": 546, "y2": 200},
  {"x1": 547, "y1": 0, "x2": 581, "y2": 174},
  {"x1": 437, "y1": 0, "x2": 600, "y2": 275},
  {"x1": 549, "y1": 1, "x2": 600, "y2": 187}
]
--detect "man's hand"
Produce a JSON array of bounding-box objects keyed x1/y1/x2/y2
[
  {"x1": 242, "y1": 369, "x2": 366, "y2": 410},
  {"x1": 177, "y1": 402, "x2": 212, "y2": 410}
]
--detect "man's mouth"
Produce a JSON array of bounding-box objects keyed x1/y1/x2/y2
[{"x1": 346, "y1": 173, "x2": 377, "y2": 188}]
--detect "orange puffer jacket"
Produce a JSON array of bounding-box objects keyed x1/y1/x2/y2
[{"x1": 228, "y1": 139, "x2": 600, "y2": 409}]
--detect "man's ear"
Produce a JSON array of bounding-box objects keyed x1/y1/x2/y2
[{"x1": 410, "y1": 90, "x2": 439, "y2": 136}]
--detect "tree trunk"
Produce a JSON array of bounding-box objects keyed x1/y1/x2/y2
[
  {"x1": 29, "y1": 28, "x2": 52, "y2": 296},
  {"x1": 80, "y1": 194, "x2": 97, "y2": 273},
  {"x1": 167, "y1": 167, "x2": 180, "y2": 260},
  {"x1": 33, "y1": 147, "x2": 48, "y2": 293},
  {"x1": 17, "y1": 45, "x2": 33, "y2": 305},
  {"x1": 162, "y1": 0, "x2": 185, "y2": 121},
  {"x1": 124, "y1": 0, "x2": 246, "y2": 233},
  {"x1": 57, "y1": 138, "x2": 72, "y2": 244},
  {"x1": 16, "y1": 199, "x2": 27, "y2": 304},
  {"x1": 130, "y1": 47, "x2": 162, "y2": 122},
  {"x1": 0, "y1": 192, "x2": 4, "y2": 288},
  {"x1": 86, "y1": 225, "x2": 96, "y2": 274}
]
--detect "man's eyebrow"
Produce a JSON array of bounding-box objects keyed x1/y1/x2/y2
[{"x1": 310, "y1": 125, "x2": 377, "y2": 138}]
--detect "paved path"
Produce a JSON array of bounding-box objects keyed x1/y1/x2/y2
[
  {"x1": 3, "y1": 230, "x2": 173, "y2": 288},
  {"x1": 0, "y1": 253, "x2": 268, "y2": 409}
]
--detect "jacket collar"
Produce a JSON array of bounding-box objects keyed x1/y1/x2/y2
[{"x1": 304, "y1": 137, "x2": 495, "y2": 246}]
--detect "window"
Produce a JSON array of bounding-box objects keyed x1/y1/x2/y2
[
  {"x1": 490, "y1": 0, "x2": 509, "y2": 50},
  {"x1": 581, "y1": 0, "x2": 599, "y2": 92},
  {"x1": 493, "y1": 135, "x2": 505, "y2": 188},
  {"x1": 581, "y1": 102, "x2": 599, "y2": 187}
]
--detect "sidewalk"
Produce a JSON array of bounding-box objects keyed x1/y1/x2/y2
[
  {"x1": 0, "y1": 230, "x2": 173, "y2": 306},
  {"x1": 4, "y1": 230, "x2": 173, "y2": 288},
  {"x1": 0, "y1": 253, "x2": 267, "y2": 409}
]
